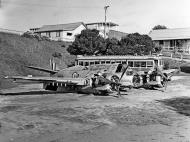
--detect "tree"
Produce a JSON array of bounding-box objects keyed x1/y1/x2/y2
[
  {"x1": 120, "y1": 33, "x2": 155, "y2": 55},
  {"x1": 152, "y1": 25, "x2": 167, "y2": 30},
  {"x1": 67, "y1": 29, "x2": 106, "y2": 55},
  {"x1": 67, "y1": 30, "x2": 155, "y2": 56},
  {"x1": 104, "y1": 38, "x2": 121, "y2": 55}
]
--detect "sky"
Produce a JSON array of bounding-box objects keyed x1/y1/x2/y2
[{"x1": 0, "y1": 0, "x2": 190, "y2": 34}]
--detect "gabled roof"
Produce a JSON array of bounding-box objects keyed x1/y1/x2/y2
[
  {"x1": 149, "y1": 28, "x2": 190, "y2": 40},
  {"x1": 86, "y1": 22, "x2": 119, "y2": 27},
  {"x1": 36, "y1": 22, "x2": 86, "y2": 32}
]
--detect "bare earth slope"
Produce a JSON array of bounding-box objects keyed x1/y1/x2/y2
[{"x1": 0, "y1": 32, "x2": 74, "y2": 89}]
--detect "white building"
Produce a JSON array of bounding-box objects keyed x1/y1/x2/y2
[
  {"x1": 86, "y1": 22, "x2": 118, "y2": 38},
  {"x1": 31, "y1": 22, "x2": 86, "y2": 42},
  {"x1": 149, "y1": 28, "x2": 190, "y2": 54}
]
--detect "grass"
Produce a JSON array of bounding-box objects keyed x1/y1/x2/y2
[{"x1": 0, "y1": 32, "x2": 75, "y2": 89}]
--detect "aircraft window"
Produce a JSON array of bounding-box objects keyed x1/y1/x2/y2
[
  {"x1": 101, "y1": 61, "x2": 105, "y2": 64},
  {"x1": 116, "y1": 64, "x2": 123, "y2": 73},
  {"x1": 111, "y1": 61, "x2": 115, "y2": 64},
  {"x1": 106, "y1": 61, "x2": 110, "y2": 64},
  {"x1": 128, "y1": 61, "x2": 133, "y2": 67},
  {"x1": 85, "y1": 62, "x2": 89, "y2": 66},
  {"x1": 147, "y1": 61, "x2": 153, "y2": 67},
  {"x1": 141, "y1": 62, "x2": 146, "y2": 67},
  {"x1": 95, "y1": 61, "x2": 100, "y2": 64},
  {"x1": 134, "y1": 61, "x2": 141, "y2": 67}
]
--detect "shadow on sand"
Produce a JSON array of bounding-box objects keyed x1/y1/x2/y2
[
  {"x1": 157, "y1": 97, "x2": 190, "y2": 116},
  {"x1": 0, "y1": 90, "x2": 66, "y2": 96}
]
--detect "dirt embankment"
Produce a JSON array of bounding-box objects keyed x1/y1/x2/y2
[{"x1": 0, "y1": 32, "x2": 75, "y2": 89}]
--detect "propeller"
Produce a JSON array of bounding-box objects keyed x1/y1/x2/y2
[{"x1": 119, "y1": 65, "x2": 129, "y2": 81}]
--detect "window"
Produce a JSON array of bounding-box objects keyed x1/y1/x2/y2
[
  {"x1": 116, "y1": 61, "x2": 121, "y2": 63},
  {"x1": 134, "y1": 61, "x2": 141, "y2": 67},
  {"x1": 128, "y1": 61, "x2": 133, "y2": 67},
  {"x1": 170, "y1": 40, "x2": 175, "y2": 47},
  {"x1": 101, "y1": 61, "x2": 105, "y2": 64},
  {"x1": 85, "y1": 62, "x2": 89, "y2": 66},
  {"x1": 95, "y1": 61, "x2": 100, "y2": 64},
  {"x1": 141, "y1": 62, "x2": 146, "y2": 67},
  {"x1": 159, "y1": 40, "x2": 163, "y2": 45},
  {"x1": 56, "y1": 31, "x2": 61, "y2": 37},
  {"x1": 46, "y1": 32, "x2": 51, "y2": 37},
  {"x1": 90, "y1": 62, "x2": 95, "y2": 65},
  {"x1": 147, "y1": 61, "x2": 153, "y2": 67},
  {"x1": 122, "y1": 61, "x2": 127, "y2": 64},
  {"x1": 106, "y1": 61, "x2": 110, "y2": 64},
  {"x1": 116, "y1": 64, "x2": 123, "y2": 73},
  {"x1": 67, "y1": 32, "x2": 72, "y2": 36},
  {"x1": 79, "y1": 61, "x2": 83, "y2": 66}
]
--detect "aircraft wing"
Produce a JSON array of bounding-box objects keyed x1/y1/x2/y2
[
  {"x1": 5, "y1": 76, "x2": 87, "y2": 86},
  {"x1": 26, "y1": 66, "x2": 58, "y2": 74},
  {"x1": 162, "y1": 69, "x2": 179, "y2": 79}
]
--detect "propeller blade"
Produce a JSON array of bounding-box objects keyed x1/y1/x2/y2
[{"x1": 119, "y1": 65, "x2": 129, "y2": 81}]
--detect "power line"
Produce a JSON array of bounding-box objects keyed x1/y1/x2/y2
[{"x1": 3, "y1": 1, "x2": 102, "y2": 9}]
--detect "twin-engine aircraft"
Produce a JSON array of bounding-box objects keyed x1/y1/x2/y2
[
  {"x1": 5, "y1": 63, "x2": 178, "y2": 95},
  {"x1": 5, "y1": 64, "x2": 130, "y2": 96}
]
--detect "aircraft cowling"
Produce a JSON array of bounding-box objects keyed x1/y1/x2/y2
[{"x1": 101, "y1": 73, "x2": 120, "y2": 91}]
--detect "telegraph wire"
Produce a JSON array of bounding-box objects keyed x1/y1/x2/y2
[{"x1": 2, "y1": 1, "x2": 102, "y2": 9}]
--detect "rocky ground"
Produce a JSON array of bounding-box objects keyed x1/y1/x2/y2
[{"x1": 0, "y1": 75, "x2": 190, "y2": 142}]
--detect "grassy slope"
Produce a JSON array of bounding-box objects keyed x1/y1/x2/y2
[{"x1": 0, "y1": 32, "x2": 75, "y2": 89}]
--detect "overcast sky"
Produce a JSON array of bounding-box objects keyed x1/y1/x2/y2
[{"x1": 1, "y1": 0, "x2": 190, "y2": 34}]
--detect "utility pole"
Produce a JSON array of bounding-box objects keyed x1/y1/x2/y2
[{"x1": 104, "y1": 5, "x2": 109, "y2": 39}]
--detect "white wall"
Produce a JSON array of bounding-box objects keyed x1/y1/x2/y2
[{"x1": 61, "y1": 24, "x2": 86, "y2": 42}]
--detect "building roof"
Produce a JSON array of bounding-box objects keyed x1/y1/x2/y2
[
  {"x1": 76, "y1": 55, "x2": 162, "y2": 60},
  {"x1": 108, "y1": 30, "x2": 128, "y2": 40},
  {"x1": 86, "y1": 22, "x2": 119, "y2": 27},
  {"x1": 149, "y1": 28, "x2": 190, "y2": 40},
  {"x1": 36, "y1": 22, "x2": 86, "y2": 32}
]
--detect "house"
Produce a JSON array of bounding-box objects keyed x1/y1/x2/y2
[
  {"x1": 149, "y1": 28, "x2": 190, "y2": 54},
  {"x1": 30, "y1": 22, "x2": 86, "y2": 42},
  {"x1": 107, "y1": 30, "x2": 128, "y2": 40},
  {"x1": 86, "y1": 22, "x2": 118, "y2": 38}
]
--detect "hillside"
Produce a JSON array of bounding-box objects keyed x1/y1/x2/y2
[{"x1": 0, "y1": 32, "x2": 75, "y2": 89}]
